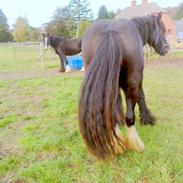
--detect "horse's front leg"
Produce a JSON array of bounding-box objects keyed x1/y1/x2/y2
[
  {"x1": 58, "y1": 55, "x2": 65, "y2": 72},
  {"x1": 138, "y1": 79, "x2": 156, "y2": 125},
  {"x1": 124, "y1": 80, "x2": 144, "y2": 152}
]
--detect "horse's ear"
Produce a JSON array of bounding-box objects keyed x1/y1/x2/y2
[{"x1": 157, "y1": 12, "x2": 162, "y2": 21}]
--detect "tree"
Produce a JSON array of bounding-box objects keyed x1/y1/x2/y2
[
  {"x1": 12, "y1": 16, "x2": 30, "y2": 42},
  {"x1": 53, "y1": 6, "x2": 71, "y2": 21},
  {"x1": 29, "y1": 27, "x2": 40, "y2": 41},
  {"x1": 98, "y1": 5, "x2": 109, "y2": 19},
  {"x1": 166, "y1": 2, "x2": 183, "y2": 20},
  {"x1": 69, "y1": 0, "x2": 93, "y2": 22},
  {"x1": 108, "y1": 11, "x2": 116, "y2": 19},
  {"x1": 44, "y1": 19, "x2": 70, "y2": 37},
  {"x1": 44, "y1": 6, "x2": 75, "y2": 38},
  {"x1": 69, "y1": 0, "x2": 93, "y2": 37},
  {"x1": 176, "y1": 2, "x2": 183, "y2": 19},
  {"x1": 0, "y1": 9, "x2": 12, "y2": 42},
  {"x1": 77, "y1": 19, "x2": 91, "y2": 37}
]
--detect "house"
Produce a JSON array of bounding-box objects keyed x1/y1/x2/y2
[
  {"x1": 175, "y1": 20, "x2": 183, "y2": 42},
  {"x1": 116, "y1": 0, "x2": 176, "y2": 46}
]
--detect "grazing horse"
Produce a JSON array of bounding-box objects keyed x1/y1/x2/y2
[
  {"x1": 78, "y1": 13, "x2": 170, "y2": 159},
  {"x1": 42, "y1": 33, "x2": 82, "y2": 72}
]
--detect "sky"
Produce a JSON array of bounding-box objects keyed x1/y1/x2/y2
[{"x1": 1, "y1": 0, "x2": 182, "y2": 28}]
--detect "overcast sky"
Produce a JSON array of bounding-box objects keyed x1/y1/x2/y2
[{"x1": 1, "y1": 0, "x2": 182, "y2": 28}]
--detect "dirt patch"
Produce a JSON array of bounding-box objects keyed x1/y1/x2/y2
[
  {"x1": 0, "y1": 70, "x2": 84, "y2": 81},
  {"x1": 144, "y1": 57, "x2": 183, "y2": 69},
  {"x1": 0, "y1": 58, "x2": 183, "y2": 81}
]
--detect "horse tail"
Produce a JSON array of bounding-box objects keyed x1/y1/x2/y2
[{"x1": 78, "y1": 31, "x2": 126, "y2": 159}]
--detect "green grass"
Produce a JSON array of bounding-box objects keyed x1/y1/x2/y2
[
  {"x1": 0, "y1": 46, "x2": 183, "y2": 182},
  {"x1": 0, "y1": 44, "x2": 60, "y2": 72}
]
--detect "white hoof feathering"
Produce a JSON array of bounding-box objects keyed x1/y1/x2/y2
[
  {"x1": 113, "y1": 124, "x2": 126, "y2": 154},
  {"x1": 126, "y1": 126, "x2": 144, "y2": 152},
  {"x1": 80, "y1": 66, "x2": 85, "y2": 72},
  {"x1": 65, "y1": 65, "x2": 71, "y2": 72}
]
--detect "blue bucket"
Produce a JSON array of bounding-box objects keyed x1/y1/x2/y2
[{"x1": 67, "y1": 55, "x2": 83, "y2": 70}]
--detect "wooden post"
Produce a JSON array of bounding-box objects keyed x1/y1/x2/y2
[
  {"x1": 40, "y1": 42, "x2": 44, "y2": 70},
  {"x1": 76, "y1": 20, "x2": 80, "y2": 38}
]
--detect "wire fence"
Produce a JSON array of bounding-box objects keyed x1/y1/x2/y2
[
  {"x1": 0, "y1": 42, "x2": 59, "y2": 70},
  {"x1": 0, "y1": 41, "x2": 183, "y2": 71}
]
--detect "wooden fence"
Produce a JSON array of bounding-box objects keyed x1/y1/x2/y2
[{"x1": 0, "y1": 42, "x2": 49, "y2": 69}]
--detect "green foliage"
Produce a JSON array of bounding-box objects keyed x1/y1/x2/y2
[
  {"x1": 45, "y1": 2, "x2": 93, "y2": 38},
  {"x1": 69, "y1": 0, "x2": 93, "y2": 37},
  {"x1": 44, "y1": 19, "x2": 70, "y2": 38},
  {"x1": 167, "y1": 2, "x2": 183, "y2": 20},
  {"x1": 108, "y1": 11, "x2": 116, "y2": 19},
  {"x1": 77, "y1": 19, "x2": 91, "y2": 37},
  {"x1": 98, "y1": 5, "x2": 109, "y2": 19},
  {"x1": 12, "y1": 16, "x2": 30, "y2": 42},
  {"x1": 0, "y1": 9, "x2": 12, "y2": 42},
  {"x1": 97, "y1": 6, "x2": 116, "y2": 20},
  {"x1": 29, "y1": 27, "x2": 40, "y2": 41},
  {"x1": 44, "y1": 6, "x2": 76, "y2": 38},
  {"x1": 176, "y1": 2, "x2": 183, "y2": 19},
  {"x1": 69, "y1": 0, "x2": 93, "y2": 22}
]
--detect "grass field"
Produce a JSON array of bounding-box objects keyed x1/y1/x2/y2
[{"x1": 0, "y1": 46, "x2": 183, "y2": 182}]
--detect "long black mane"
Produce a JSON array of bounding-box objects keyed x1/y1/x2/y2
[{"x1": 132, "y1": 15, "x2": 168, "y2": 55}]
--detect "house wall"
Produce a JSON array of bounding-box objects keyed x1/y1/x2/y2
[{"x1": 162, "y1": 13, "x2": 176, "y2": 47}]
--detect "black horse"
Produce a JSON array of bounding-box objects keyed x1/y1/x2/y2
[
  {"x1": 78, "y1": 13, "x2": 170, "y2": 159},
  {"x1": 42, "y1": 33, "x2": 82, "y2": 72}
]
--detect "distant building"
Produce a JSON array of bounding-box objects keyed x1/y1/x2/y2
[{"x1": 116, "y1": 0, "x2": 176, "y2": 47}]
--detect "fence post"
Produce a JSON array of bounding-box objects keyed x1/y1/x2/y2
[{"x1": 40, "y1": 42, "x2": 44, "y2": 70}]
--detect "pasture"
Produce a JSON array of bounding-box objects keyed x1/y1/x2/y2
[{"x1": 0, "y1": 45, "x2": 183, "y2": 182}]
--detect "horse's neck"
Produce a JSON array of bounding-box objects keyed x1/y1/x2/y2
[
  {"x1": 132, "y1": 18, "x2": 151, "y2": 46},
  {"x1": 50, "y1": 36, "x2": 63, "y2": 48}
]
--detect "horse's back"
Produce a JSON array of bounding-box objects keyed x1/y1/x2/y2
[{"x1": 82, "y1": 19, "x2": 143, "y2": 67}]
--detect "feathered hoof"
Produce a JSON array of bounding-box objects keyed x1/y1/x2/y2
[
  {"x1": 140, "y1": 112, "x2": 156, "y2": 126},
  {"x1": 126, "y1": 126, "x2": 144, "y2": 152},
  {"x1": 59, "y1": 68, "x2": 65, "y2": 72},
  {"x1": 113, "y1": 125, "x2": 126, "y2": 155},
  {"x1": 80, "y1": 66, "x2": 85, "y2": 72},
  {"x1": 65, "y1": 65, "x2": 71, "y2": 73}
]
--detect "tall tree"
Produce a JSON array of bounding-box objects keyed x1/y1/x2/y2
[
  {"x1": 69, "y1": 0, "x2": 93, "y2": 22},
  {"x1": 12, "y1": 16, "x2": 30, "y2": 42},
  {"x1": 0, "y1": 9, "x2": 12, "y2": 42},
  {"x1": 69, "y1": 0, "x2": 93, "y2": 37},
  {"x1": 98, "y1": 5, "x2": 109, "y2": 19},
  {"x1": 53, "y1": 6, "x2": 71, "y2": 21}
]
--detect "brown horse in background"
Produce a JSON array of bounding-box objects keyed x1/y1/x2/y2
[
  {"x1": 78, "y1": 13, "x2": 169, "y2": 159},
  {"x1": 42, "y1": 33, "x2": 82, "y2": 72}
]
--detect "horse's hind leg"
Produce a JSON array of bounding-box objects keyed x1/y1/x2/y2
[
  {"x1": 124, "y1": 81, "x2": 144, "y2": 152},
  {"x1": 138, "y1": 80, "x2": 156, "y2": 125}
]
